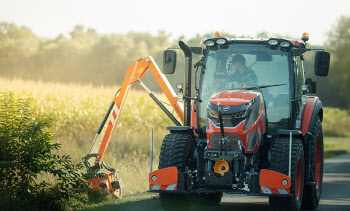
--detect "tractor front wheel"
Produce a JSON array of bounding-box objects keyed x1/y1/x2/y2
[
  {"x1": 158, "y1": 132, "x2": 196, "y2": 211},
  {"x1": 269, "y1": 137, "x2": 305, "y2": 211}
]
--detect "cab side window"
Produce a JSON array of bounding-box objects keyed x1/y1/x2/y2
[{"x1": 295, "y1": 56, "x2": 305, "y2": 100}]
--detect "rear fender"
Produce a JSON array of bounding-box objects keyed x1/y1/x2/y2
[{"x1": 301, "y1": 97, "x2": 322, "y2": 135}]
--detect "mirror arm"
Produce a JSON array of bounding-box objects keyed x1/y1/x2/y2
[
  {"x1": 183, "y1": 95, "x2": 202, "y2": 102},
  {"x1": 292, "y1": 48, "x2": 325, "y2": 56}
]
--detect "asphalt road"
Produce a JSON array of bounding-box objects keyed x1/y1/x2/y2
[{"x1": 88, "y1": 153, "x2": 350, "y2": 211}]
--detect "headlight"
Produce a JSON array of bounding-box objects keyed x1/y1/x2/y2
[
  {"x1": 243, "y1": 97, "x2": 260, "y2": 131},
  {"x1": 268, "y1": 39, "x2": 278, "y2": 46},
  {"x1": 216, "y1": 39, "x2": 226, "y2": 45},
  {"x1": 208, "y1": 108, "x2": 219, "y2": 118},
  {"x1": 233, "y1": 110, "x2": 247, "y2": 118},
  {"x1": 280, "y1": 41, "x2": 290, "y2": 47},
  {"x1": 301, "y1": 84, "x2": 308, "y2": 92},
  {"x1": 205, "y1": 40, "x2": 215, "y2": 47},
  {"x1": 176, "y1": 83, "x2": 183, "y2": 90},
  {"x1": 245, "y1": 101, "x2": 252, "y2": 108}
]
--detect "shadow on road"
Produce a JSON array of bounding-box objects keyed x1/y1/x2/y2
[{"x1": 83, "y1": 197, "x2": 161, "y2": 211}]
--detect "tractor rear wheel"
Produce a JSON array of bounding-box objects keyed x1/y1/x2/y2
[
  {"x1": 302, "y1": 116, "x2": 324, "y2": 210},
  {"x1": 269, "y1": 137, "x2": 305, "y2": 211},
  {"x1": 158, "y1": 132, "x2": 196, "y2": 211}
]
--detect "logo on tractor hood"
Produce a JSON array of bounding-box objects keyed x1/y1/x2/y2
[{"x1": 223, "y1": 106, "x2": 230, "y2": 112}]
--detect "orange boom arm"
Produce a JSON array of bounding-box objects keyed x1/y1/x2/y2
[
  {"x1": 82, "y1": 57, "x2": 183, "y2": 196},
  {"x1": 97, "y1": 57, "x2": 183, "y2": 163}
]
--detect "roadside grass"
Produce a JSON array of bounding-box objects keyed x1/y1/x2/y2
[
  {"x1": 323, "y1": 107, "x2": 350, "y2": 137},
  {"x1": 324, "y1": 137, "x2": 350, "y2": 159},
  {"x1": 1, "y1": 78, "x2": 350, "y2": 209}
]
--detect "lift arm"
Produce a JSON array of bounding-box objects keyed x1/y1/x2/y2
[{"x1": 83, "y1": 56, "x2": 183, "y2": 173}]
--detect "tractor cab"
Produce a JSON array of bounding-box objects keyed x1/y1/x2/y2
[{"x1": 197, "y1": 38, "x2": 292, "y2": 139}]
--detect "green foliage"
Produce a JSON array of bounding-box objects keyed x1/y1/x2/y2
[
  {"x1": 323, "y1": 107, "x2": 350, "y2": 137},
  {"x1": 0, "y1": 78, "x2": 173, "y2": 197},
  {"x1": 0, "y1": 23, "x2": 171, "y2": 87},
  {"x1": 0, "y1": 91, "x2": 92, "y2": 210},
  {"x1": 325, "y1": 16, "x2": 350, "y2": 106}
]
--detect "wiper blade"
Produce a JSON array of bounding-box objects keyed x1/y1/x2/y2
[{"x1": 245, "y1": 84, "x2": 287, "y2": 90}]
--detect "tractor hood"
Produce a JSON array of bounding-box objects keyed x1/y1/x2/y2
[{"x1": 209, "y1": 90, "x2": 261, "y2": 106}]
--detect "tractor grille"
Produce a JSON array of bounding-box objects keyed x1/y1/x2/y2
[
  {"x1": 209, "y1": 114, "x2": 234, "y2": 127},
  {"x1": 209, "y1": 133, "x2": 241, "y2": 149},
  {"x1": 209, "y1": 114, "x2": 245, "y2": 128}
]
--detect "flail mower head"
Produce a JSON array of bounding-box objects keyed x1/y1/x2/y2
[{"x1": 83, "y1": 153, "x2": 122, "y2": 198}]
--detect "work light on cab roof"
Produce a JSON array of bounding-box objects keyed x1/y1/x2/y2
[
  {"x1": 280, "y1": 41, "x2": 290, "y2": 48},
  {"x1": 204, "y1": 40, "x2": 215, "y2": 47}
]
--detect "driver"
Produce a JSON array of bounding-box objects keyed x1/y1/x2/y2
[
  {"x1": 229, "y1": 54, "x2": 257, "y2": 86},
  {"x1": 203, "y1": 57, "x2": 230, "y2": 100}
]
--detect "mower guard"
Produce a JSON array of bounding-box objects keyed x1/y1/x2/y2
[
  {"x1": 259, "y1": 169, "x2": 291, "y2": 195},
  {"x1": 149, "y1": 167, "x2": 178, "y2": 191},
  {"x1": 88, "y1": 172, "x2": 122, "y2": 198}
]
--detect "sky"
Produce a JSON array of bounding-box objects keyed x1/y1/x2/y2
[{"x1": 1, "y1": 0, "x2": 350, "y2": 45}]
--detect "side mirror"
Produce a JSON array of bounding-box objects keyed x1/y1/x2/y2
[
  {"x1": 163, "y1": 50, "x2": 177, "y2": 74},
  {"x1": 314, "y1": 51, "x2": 330, "y2": 76}
]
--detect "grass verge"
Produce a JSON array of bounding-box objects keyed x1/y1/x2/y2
[{"x1": 324, "y1": 137, "x2": 350, "y2": 159}]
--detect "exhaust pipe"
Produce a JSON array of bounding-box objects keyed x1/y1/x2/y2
[{"x1": 179, "y1": 41, "x2": 192, "y2": 126}]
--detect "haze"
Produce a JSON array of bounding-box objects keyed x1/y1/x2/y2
[{"x1": 1, "y1": 0, "x2": 350, "y2": 45}]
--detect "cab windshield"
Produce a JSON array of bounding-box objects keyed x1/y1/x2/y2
[{"x1": 198, "y1": 43, "x2": 291, "y2": 135}]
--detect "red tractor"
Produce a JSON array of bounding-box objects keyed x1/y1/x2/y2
[
  {"x1": 83, "y1": 32, "x2": 330, "y2": 211},
  {"x1": 149, "y1": 32, "x2": 330, "y2": 211}
]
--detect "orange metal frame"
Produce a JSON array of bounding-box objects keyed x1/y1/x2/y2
[{"x1": 94, "y1": 56, "x2": 183, "y2": 164}]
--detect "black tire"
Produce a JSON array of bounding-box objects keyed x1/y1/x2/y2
[
  {"x1": 302, "y1": 116, "x2": 324, "y2": 210},
  {"x1": 269, "y1": 137, "x2": 305, "y2": 211},
  {"x1": 158, "y1": 133, "x2": 196, "y2": 211}
]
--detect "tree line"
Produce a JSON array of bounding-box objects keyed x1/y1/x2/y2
[{"x1": 0, "y1": 17, "x2": 349, "y2": 108}]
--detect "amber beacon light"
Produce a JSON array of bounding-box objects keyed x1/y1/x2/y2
[
  {"x1": 214, "y1": 31, "x2": 222, "y2": 38},
  {"x1": 302, "y1": 32, "x2": 309, "y2": 42}
]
